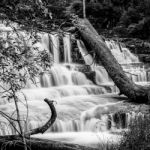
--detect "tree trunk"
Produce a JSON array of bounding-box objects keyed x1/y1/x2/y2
[
  {"x1": 73, "y1": 18, "x2": 150, "y2": 103},
  {"x1": 0, "y1": 137, "x2": 97, "y2": 150}
]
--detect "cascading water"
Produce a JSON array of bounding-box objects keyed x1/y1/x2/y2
[
  {"x1": 105, "y1": 40, "x2": 139, "y2": 64},
  {"x1": 50, "y1": 33, "x2": 60, "y2": 63},
  {"x1": 77, "y1": 40, "x2": 95, "y2": 67},
  {"x1": 0, "y1": 28, "x2": 150, "y2": 148},
  {"x1": 63, "y1": 33, "x2": 72, "y2": 63},
  {"x1": 41, "y1": 33, "x2": 50, "y2": 52},
  {"x1": 76, "y1": 39, "x2": 148, "y2": 88}
]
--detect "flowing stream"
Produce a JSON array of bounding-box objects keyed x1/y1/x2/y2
[{"x1": 0, "y1": 30, "x2": 149, "y2": 148}]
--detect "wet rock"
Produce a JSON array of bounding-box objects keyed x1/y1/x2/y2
[
  {"x1": 84, "y1": 71, "x2": 96, "y2": 84},
  {"x1": 138, "y1": 54, "x2": 150, "y2": 62}
]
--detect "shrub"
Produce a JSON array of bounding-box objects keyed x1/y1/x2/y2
[{"x1": 117, "y1": 115, "x2": 150, "y2": 150}]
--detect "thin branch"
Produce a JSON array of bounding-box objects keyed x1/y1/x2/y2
[
  {"x1": 124, "y1": 71, "x2": 138, "y2": 77},
  {"x1": 0, "y1": 116, "x2": 21, "y2": 136},
  {"x1": 11, "y1": 87, "x2": 23, "y2": 135},
  {"x1": 0, "y1": 111, "x2": 23, "y2": 122},
  {"x1": 0, "y1": 85, "x2": 11, "y2": 95},
  {"x1": 0, "y1": 98, "x2": 57, "y2": 139}
]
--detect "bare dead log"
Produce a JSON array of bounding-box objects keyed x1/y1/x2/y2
[{"x1": 73, "y1": 18, "x2": 150, "y2": 103}]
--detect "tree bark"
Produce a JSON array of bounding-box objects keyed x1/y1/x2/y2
[{"x1": 73, "y1": 18, "x2": 150, "y2": 103}]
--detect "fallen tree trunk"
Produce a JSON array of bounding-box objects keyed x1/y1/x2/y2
[{"x1": 73, "y1": 18, "x2": 150, "y2": 103}]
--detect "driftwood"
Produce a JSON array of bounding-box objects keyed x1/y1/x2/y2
[{"x1": 73, "y1": 18, "x2": 150, "y2": 103}]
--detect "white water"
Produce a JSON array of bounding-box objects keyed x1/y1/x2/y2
[
  {"x1": 76, "y1": 39, "x2": 148, "y2": 87},
  {"x1": 0, "y1": 28, "x2": 149, "y2": 148},
  {"x1": 50, "y1": 33, "x2": 60, "y2": 63},
  {"x1": 63, "y1": 33, "x2": 72, "y2": 63},
  {"x1": 105, "y1": 40, "x2": 139, "y2": 64},
  {"x1": 77, "y1": 40, "x2": 95, "y2": 66},
  {"x1": 32, "y1": 132, "x2": 121, "y2": 148}
]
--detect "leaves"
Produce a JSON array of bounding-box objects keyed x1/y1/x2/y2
[{"x1": 0, "y1": 23, "x2": 52, "y2": 102}]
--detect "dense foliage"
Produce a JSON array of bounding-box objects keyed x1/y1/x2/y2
[
  {"x1": 66, "y1": 0, "x2": 150, "y2": 39},
  {"x1": 0, "y1": 22, "x2": 51, "y2": 102},
  {"x1": 1, "y1": 0, "x2": 150, "y2": 40},
  {"x1": 118, "y1": 115, "x2": 150, "y2": 150}
]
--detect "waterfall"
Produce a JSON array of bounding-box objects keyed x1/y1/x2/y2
[
  {"x1": 50, "y1": 33, "x2": 60, "y2": 63},
  {"x1": 41, "y1": 33, "x2": 50, "y2": 51},
  {"x1": 0, "y1": 28, "x2": 149, "y2": 148},
  {"x1": 105, "y1": 40, "x2": 139, "y2": 64},
  {"x1": 76, "y1": 38, "x2": 148, "y2": 86},
  {"x1": 34, "y1": 65, "x2": 94, "y2": 87},
  {"x1": 63, "y1": 33, "x2": 72, "y2": 63},
  {"x1": 95, "y1": 66, "x2": 112, "y2": 84},
  {"x1": 77, "y1": 40, "x2": 95, "y2": 66},
  {"x1": 94, "y1": 65, "x2": 148, "y2": 86}
]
